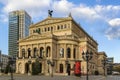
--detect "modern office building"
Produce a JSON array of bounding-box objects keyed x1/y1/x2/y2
[
  {"x1": 16, "y1": 12, "x2": 99, "y2": 75},
  {"x1": 9, "y1": 10, "x2": 32, "y2": 57}
]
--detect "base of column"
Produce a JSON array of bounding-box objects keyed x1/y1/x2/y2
[
  {"x1": 0, "y1": 73, "x2": 3, "y2": 75},
  {"x1": 28, "y1": 72, "x2": 31, "y2": 76}
]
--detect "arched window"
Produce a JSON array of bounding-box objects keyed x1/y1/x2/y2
[
  {"x1": 25, "y1": 63, "x2": 29, "y2": 73},
  {"x1": 61, "y1": 25, "x2": 63, "y2": 29},
  {"x1": 40, "y1": 47, "x2": 44, "y2": 58},
  {"x1": 45, "y1": 28, "x2": 46, "y2": 32},
  {"x1": 64, "y1": 24, "x2": 66, "y2": 28},
  {"x1": 28, "y1": 48, "x2": 31, "y2": 58},
  {"x1": 33, "y1": 47, "x2": 37, "y2": 57},
  {"x1": 48, "y1": 27, "x2": 50, "y2": 31},
  {"x1": 57, "y1": 25, "x2": 60, "y2": 30},
  {"x1": 22, "y1": 48, "x2": 25, "y2": 57},
  {"x1": 46, "y1": 46, "x2": 50, "y2": 57},
  {"x1": 73, "y1": 48, "x2": 76, "y2": 59},
  {"x1": 51, "y1": 27, "x2": 53, "y2": 31},
  {"x1": 67, "y1": 48, "x2": 71, "y2": 58}
]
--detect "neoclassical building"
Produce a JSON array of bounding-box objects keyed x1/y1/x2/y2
[
  {"x1": 97, "y1": 52, "x2": 107, "y2": 75},
  {"x1": 16, "y1": 13, "x2": 98, "y2": 75}
]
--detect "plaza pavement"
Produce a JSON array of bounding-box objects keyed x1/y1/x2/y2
[
  {"x1": 0, "y1": 74, "x2": 120, "y2": 80},
  {"x1": 0, "y1": 74, "x2": 105, "y2": 80}
]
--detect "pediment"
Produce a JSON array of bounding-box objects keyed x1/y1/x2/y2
[
  {"x1": 30, "y1": 17, "x2": 72, "y2": 28},
  {"x1": 19, "y1": 35, "x2": 38, "y2": 42},
  {"x1": 19, "y1": 34, "x2": 54, "y2": 42}
]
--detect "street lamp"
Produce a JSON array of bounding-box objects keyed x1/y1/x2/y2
[
  {"x1": 28, "y1": 59, "x2": 31, "y2": 75},
  {"x1": 102, "y1": 59, "x2": 107, "y2": 76},
  {"x1": 82, "y1": 50, "x2": 93, "y2": 80},
  {"x1": 8, "y1": 57, "x2": 16, "y2": 80},
  {"x1": 47, "y1": 60, "x2": 54, "y2": 77}
]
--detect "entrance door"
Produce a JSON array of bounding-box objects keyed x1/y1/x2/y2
[
  {"x1": 60, "y1": 64, "x2": 63, "y2": 73},
  {"x1": 39, "y1": 63, "x2": 42, "y2": 73},
  {"x1": 67, "y1": 64, "x2": 71, "y2": 75},
  {"x1": 25, "y1": 63, "x2": 29, "y2": 73}
]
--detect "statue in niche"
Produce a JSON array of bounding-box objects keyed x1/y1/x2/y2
[{"x1": 48, "y1": 10, "x2": 53, "y2": 17}]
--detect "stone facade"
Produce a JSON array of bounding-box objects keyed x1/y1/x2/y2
[
  {"x1": 97, "y1": 52, "x2": 107, "y2": 75},
  {"x1": 0, "y1": 50, "x2": 9, "y2": 70},
  {"x1": 16, "y1": 15, "x2": 98, "y2": 75}
]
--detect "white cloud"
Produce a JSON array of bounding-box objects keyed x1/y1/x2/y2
[
  {"x1": 3, "y1": 0, "x2": 51, "y2": 13},
  {"x1": 1, "y1": 0, "x2": 120, "y2": 22},
  {"x1": 108, "y1": 18, "x2": 120, "y2": 27},
  {"x1": 53, "y1": 0, "x2": 74, "y2": 15},
  {"x1": 105, "y1": 27, "x2": 120, "y2": 40},
  {"x1": 1, "y1": 0, "x2": 120, "y2": 40},
  {"x1": 72, "y1": 4, "x2": 101, "y2": 20},
  {"x1": 0, "y1": 0, "x2": 51, "y2": 23},
  {"x1": 106, "y1": 18, "x2": 120, "y2": 40}
]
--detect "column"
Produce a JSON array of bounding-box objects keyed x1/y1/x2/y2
[
  {"x1": 64, "y1": 44, "x2": 67, "y2": 59},
  {"x1": 16, "y1": 61, "x2": 18, "y2": 73},
  {"x1": 25, "y1": 46, "x2": 27, "y2": 58},
  {"x1": 71, "y1": 45, "x2": 74, "y2": 59},
  {"x1": 19, "y1": 46, "x2": 22, "y2": 58},
  {"x1": 31, "y1": 44, "x2": 33, "y2": 57}
]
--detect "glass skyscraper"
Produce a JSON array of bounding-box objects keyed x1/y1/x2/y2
[{"x1": 9, "y1": 10, "x2": 32, "y2": 57}]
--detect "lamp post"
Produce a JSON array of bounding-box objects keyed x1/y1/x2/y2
[
  {"x1": 28, "y1": 59, "x2": 31, "y2": 75},
  {"x1": 102, "y1": 59, "x2": 107, "y2": 76},
  {"x1": 82, "y1": 50, "x2": 93, "y2": 80},
  {"x1": 47, "y1": 60, "x2": 54, "y2": 77},
  {"x1": 8, "y1": 57, "x2": 15, "y2": 80}
]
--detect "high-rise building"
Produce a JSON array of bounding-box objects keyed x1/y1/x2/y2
[{"x1": 9, "y1": 10, "x2": 32, "y2": 57}]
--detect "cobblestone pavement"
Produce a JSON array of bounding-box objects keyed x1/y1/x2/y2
[{"x1": 0, "y1": 74, "x2": 120, "y2": 80}]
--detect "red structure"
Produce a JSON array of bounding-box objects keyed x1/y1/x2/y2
[{"x1": 74, "y1": 61, "x2": 81, "y2": 76}]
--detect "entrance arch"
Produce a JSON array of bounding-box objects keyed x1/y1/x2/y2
[
  {"x1": 39, "y1": 63, "x2": 42, "y2": 73},
  {"x1": 25, "y1": 63, "x2": 29, "y2": 73},
  {"x1": 18, "y1": 63, "x2": 22, "y2": 73}
]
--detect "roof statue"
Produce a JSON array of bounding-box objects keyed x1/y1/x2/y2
[
  {"x1": 48, "y1": 10, "x2": 53, "y2": 17},
  {"x1": 69, "y1": 12, "x2": 72, "y2": 17}
]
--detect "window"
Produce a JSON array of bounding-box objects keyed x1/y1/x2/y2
[
  {"x1": 46, "y1": 46, "x2": 50, "y2": 57},
  {"x1": 33, "y1": 48, "x2": 37, "y2": 57},
  {"x1": 45, "y1": 28, "x2": 46, "y2": 32},
  {"x1": 64, "y1": 24, "x2": 66, "y2": 28},
  {"x1": 51, "y1": 27, "x2": 53, "y2": 31},
  {"x1": 73, "y1": 48, "x2": 76, "y2": 59},
  {"x1": 48, "y1": 27, "x2": 50, "y2": 31},
  {"x1": 61, "y1": 25, "x2": 63, "y2": 29},
  {"x1": 67, "y1": 48, "x2": 71, "y2": 58},
  {"x1": 22, "y1": 48, "x2": 25, "y2": 57},
  {"x1": 28, "y1": 48, "x2": 31, "y2": 58},
  {"x1": 57, "y1": 25, "x2": 60, "y2": 30},
  {"x1": 40, "y1": 47, "x2": 44, "y2": 58}
]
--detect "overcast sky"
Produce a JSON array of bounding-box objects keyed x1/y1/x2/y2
[{"x1": 0, "y1": 0, "x2": 120, "y2": 63}]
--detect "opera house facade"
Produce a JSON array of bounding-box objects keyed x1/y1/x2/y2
[{"x1": 16, "y1": 13, "x2": 98, "y2": 75}]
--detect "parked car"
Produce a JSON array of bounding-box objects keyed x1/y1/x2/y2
[{"x1": 112, "y1": 71, "x2": 120, "y2": 75}]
